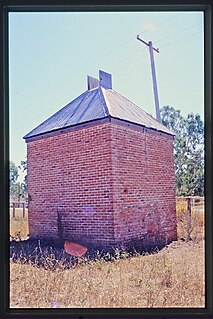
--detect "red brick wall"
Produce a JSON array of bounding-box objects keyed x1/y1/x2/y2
[
  {"x1": 27, "y1": 123, "x2": 115, "y2": 247},
  {"x1": 110, "y1": 123, "x2": 177, "y2": 249},
  {"x1": 27, "y1": 121, "x2": 177, "y2": 250}
]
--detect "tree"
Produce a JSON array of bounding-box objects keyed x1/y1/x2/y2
[
  {"x1": 9, "y1": 161, "x2": 19, "y2": 200},
  {"x1": 160, "y1": 106, "x2": 204, "y2": 196},
  {"x1": 10, "y1": 159, "x2": 28, "y2": 202}
]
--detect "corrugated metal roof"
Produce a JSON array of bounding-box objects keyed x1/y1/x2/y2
[
  {"x1": 104, "y1": 89, "x2": 174, "y2": 135},
  {"x1": 23, "y1": 88, "x2": 108, "y2": 139},
  {"x1": 24, "y1": 83, "x2": 174, "y2": 139}
]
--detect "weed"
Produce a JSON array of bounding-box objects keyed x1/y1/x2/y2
[{"x1": 9, "y1": 199, "x2": 205, "y2": 308}]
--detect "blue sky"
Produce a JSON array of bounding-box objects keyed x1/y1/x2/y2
[{"x1": 9, "y1": 11, "x2": 204, "y2": 178}]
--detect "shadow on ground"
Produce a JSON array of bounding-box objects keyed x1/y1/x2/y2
[{"x1": 10, "y1": 237, "x2": 168, "y2": 271}]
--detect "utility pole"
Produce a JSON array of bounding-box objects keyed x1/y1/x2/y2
[{"x1": 137, "y1": 35, "x2": 161, "y2": 123}]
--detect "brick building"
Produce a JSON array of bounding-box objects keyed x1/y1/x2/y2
[{"x1": 24, "y1": 70, "x2": 177, "y2": 251}]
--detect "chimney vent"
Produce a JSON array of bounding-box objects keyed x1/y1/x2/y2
[
  {"x1": 87, "y1": 75, "x2": 99, "y2": 90},
  {"x1": 99, "y1": 70, "x2": 112, "y2": 89}
]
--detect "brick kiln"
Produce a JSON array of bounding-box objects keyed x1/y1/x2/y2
[{"x1": 24, "y1": 70, "x2": 177, "y2": 251}]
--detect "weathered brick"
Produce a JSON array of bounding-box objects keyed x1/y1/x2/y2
[{"x1": 27, "y1": 121, "x2": 177, "y2": 251}]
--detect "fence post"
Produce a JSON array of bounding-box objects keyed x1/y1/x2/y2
[
  {"x1": 18, "y1": 183, "x2": 20, "y2": 208},
  {"x1": 186, "y1": 197, "x2": 192, "y2": 241},
  {"x1": 23, "y1": 202, "x2": 25, "y2": 218},
  {"x1": 12, "y1": 203, "x2": 15, "y2": 218}
]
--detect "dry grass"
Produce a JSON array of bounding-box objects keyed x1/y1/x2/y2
[
  {"x1": 9, "y1": 200, "x2": 205, "y2": 308},
  {"x1": 176, "y1": 199, "x2": 204, "y2": 241},
  {"x1": 10, "y1": 208, "x2": 29, "y2": 240},
  {"x1": 10, "y1": 201, "x2": 204, "y2": 242},
  {"x1": 10, "y1": 240, "x2": 205, "y2": 308}
]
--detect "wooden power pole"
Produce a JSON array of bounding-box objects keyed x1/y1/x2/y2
[{"x1": 137, "y1": 35, "x2": 161, "y2": 123}]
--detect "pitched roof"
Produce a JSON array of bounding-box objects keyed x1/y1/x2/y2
[{"x1": 23, "y1": 72, "x2": 175, "y2": 139}]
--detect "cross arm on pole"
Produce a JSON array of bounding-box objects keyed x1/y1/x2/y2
[
  {"x1": 136, "y1": 34, "x2": 161, "y2": 123},
  {"x1": 136, "y1": 35, "x2": 160, "y2": 53}
]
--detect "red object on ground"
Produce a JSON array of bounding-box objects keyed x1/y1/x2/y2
[{"x1": 64, "y1": 241, "x2": 88, "y2": 257}]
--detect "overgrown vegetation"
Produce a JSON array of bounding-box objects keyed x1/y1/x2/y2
[
  {"x1": 10, "y1": 240, "x2": 205, "y2": 308},
  {"x1": 10, "y1": 208, "x2": 29, "y2": 241},
  {"x1": 10, "y1": 200, "x2": 205, "y2": 308},
  {"x1": 176, "y1": 198, "x2": 204, "y2": 242}
]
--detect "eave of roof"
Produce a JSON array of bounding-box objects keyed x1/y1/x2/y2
[
  {"x1": 104, "y1": 88, "x2": 175, "y2": 136},
  {"x1": 23, "y1": 86, "x2": 175, "y2": 140}
]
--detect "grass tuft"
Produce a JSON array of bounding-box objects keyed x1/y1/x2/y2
[{"x1": 10, "y1": 200, "x2": 205, "y2": 308}]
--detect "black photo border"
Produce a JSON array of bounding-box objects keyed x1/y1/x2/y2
[{"x1": 0, "y1": 1, "x2": 212, "y2": 318}]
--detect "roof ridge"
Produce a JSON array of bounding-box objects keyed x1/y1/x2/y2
[
  {"x1": 98, "y1": 87, "x2": 109, "y2": 116},
  {"x1": 63, "y1": 89, "x2": 97, "y2": 127},
  {"x1": 76, "y1": 89, "x2": 100, "y2": 123}
]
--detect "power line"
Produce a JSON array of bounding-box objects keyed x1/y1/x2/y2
[
  {"x1": 12, "y1": 13, "x2": 202, "y2": 133},
  {"x1": 109, "y1": 50, "x2": 145, "y2": 70},
  {"x1": 21, "y1": 25, "x2": 200, "y2": 134},
  {"x1": 155, "y1": 22, "x2": 201, "y2": 44},
  {"x1": 137, "y1": 12, "x2": 183, "y2": 37},
  {"x1": 12, "y1": 81, "x2": 86, "y2": 131},
  {"x1": 105, "y1": 13, "x2": 184, "y2": 56},
  {"x1": 86, "y1": 16, "x2": 195, "y2": 76},
  {"x1": 110, "y1": 29, "x2": 203, "y2": 75},
  {"x1": 107, "y1": 22, "x2": 201, "y2": 79},
  {"x1": 160, "y1": 30, "x2": 202, "y2": 48},
  {"x1": 15, "y1": 28, "x2": 202, "y2": 131},
  {"x1": 14, "y1": 13, "x2": 184, "y2": 115}
]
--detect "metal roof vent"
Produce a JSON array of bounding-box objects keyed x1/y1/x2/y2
[
  {"x1": 99, "y1": 70, "x2": 112, "y2": 89},
  {"x1": 87, "y1": 75, "x2": 99, "y2": 90}
]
